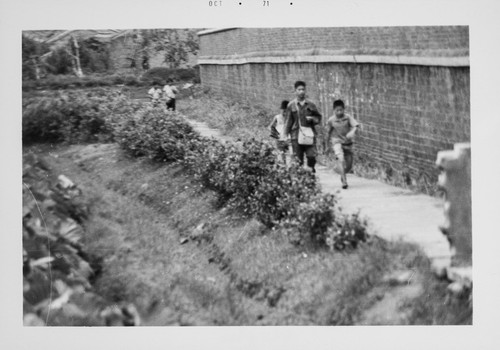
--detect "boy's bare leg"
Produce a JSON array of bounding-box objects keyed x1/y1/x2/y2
[
  {"x1": 340, "y1": 159, "x2": 348, "y2": 188},
  {"x1": 333, "y1": 144, "x2": 348, "y2": 188},
  {"x1": 344, "y1": 152, "x2": 353, "y2": 173}
]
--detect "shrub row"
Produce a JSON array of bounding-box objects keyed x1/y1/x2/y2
[
  {"x1": 141, "y1": 66, "x2": 200, "y2": 85},
  {"x1": 22, "y1": 89, "x2": 143, "y2": 144},
  {"x1": 23, "y1": 90, "x2": 369, "y2": 249},
  {"x1": 115, "y1": 109, "x2": 369, "y2": 249},
  {"x1": 22, "y1": 74, "x2": 144, "y2": 91},
  {"x1": 22, "y1": 67, "x2": 200, "y2": 91}
]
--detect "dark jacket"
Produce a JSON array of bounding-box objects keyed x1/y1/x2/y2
[{"x1": 284, "y1": 99, "x2": 322, "y2": 140}]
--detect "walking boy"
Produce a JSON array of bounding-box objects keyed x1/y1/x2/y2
[
  {"x1": 163, "y1": 79, "x2": 179, "y2": 111},
  {"x1": 284, "y1": 81, "x2": 322, "y2": 173},
  {"x1": 269, "y1": 100, "x2": 290, "y2": 164},
  {"x1": 327, "y1": 99, "x2": 360, "y2": 189}
]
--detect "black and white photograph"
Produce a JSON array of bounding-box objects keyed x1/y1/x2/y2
[
  {"x1": 2, "y1": 0, "x2": 500, "y2": 349},
  {"x1": 20, "y1": 25, "x2": 472, "y2": 327}
]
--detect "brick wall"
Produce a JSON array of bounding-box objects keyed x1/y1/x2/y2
[
  {"x1": 198, "y1": 27, "x2": 470, "y2": 185},
  {"x1": 199, "y1": 27, "x2": 469, "y2": 57}
]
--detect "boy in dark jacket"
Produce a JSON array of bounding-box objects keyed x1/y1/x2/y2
[{"x1": 284, "y1": 81, "x2": 322, "y2": 173}]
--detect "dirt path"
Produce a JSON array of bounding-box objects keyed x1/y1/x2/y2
[{"x1": 183, "y1": 117, "x2": 451, "y2": 272}]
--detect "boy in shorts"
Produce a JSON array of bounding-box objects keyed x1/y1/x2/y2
[
  {"x1": 269, "y1": 100, "x2": 290, "y2": 163},
  {"x1": 327, "y1": 99, "x2": 360, "y2": 189}
]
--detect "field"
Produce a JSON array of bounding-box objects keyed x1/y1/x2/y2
[{"x1": 22, "y1": 85, "x2": 472, "y2": 326}]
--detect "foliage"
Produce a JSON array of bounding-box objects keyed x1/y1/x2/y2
[
  {"x1": 22, "y1": 74, "x2": 143, "y2": 90},
  {"x1": 22, "y1": 35, "x2": 50, "y2": 80},
  {"x1": 22, "y1": 89, "x2": 142, "y2": 144},
  {"x1": 44, "y1": 47, "x2": 74, "y2": 75},
  {"x1": 22, "y1": 68, "x2": 198, "y2": 91},
  {"x1": 23, "y1": 154, "x2": 95, "y2": 324},
  {"x1": 23, "y1": 153, "x2": 142, "y2": 326},
  {"x1": 114, "y1": 108, "x2": 201, "y2": 162},
  {"x1": 79, "y1": 37, "x2": 112, "y2": 73},
  {"x1": 24, "y1": 89, "x2": 370, "y2": 250},
  {"x1": 114, "y1": 108, "x2": 370, "y2": 249},
  {"x1": 146, "y1": 29, "x2": 199, "y2": 68},
  {"x1": 141, "y1": 66, "x2": 200, "y2": 84},
  {"x1": 178, "y1": 94, "x2": 272, "y2": 141}
]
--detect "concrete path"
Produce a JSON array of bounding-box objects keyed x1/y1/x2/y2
[{"x1": 184, "y1": 118, "x2": 451, "y2": 270}]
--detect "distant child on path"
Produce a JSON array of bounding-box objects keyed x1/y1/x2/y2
[
  {"x1": 147, "y1": 83, "x2": 162, "y2": 106},
  {"x1": 284, "y1": 81, "x2": 322, "y2": 173},
  {"x1": 163, "y1": 79, "x2": 179, "y2": 111},
  {"x1": 269, "y1": 100, "x2": 290, "y2": 164},
  {"x1": 327, "y1": 99, "x2": 360, "y2": 189}
]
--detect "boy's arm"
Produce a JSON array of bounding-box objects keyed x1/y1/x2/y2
[
  {"x1": 284, "y1": 105, "x2": 293, "y2": 137},
  {"x1": 326, "y1": 120, "x2": 334, "y2": 151},
  {"x1": 307, "y1": 103, "x2": 322, "y2": 125},
  {"x1": 346, "y1": 116, "x2": 360, "y2": 139},
  {"x1": 268, "y1": 115, "x2": 278, "y2": 130}
]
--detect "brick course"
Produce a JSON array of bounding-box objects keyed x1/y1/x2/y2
[{"x1": 199, "y1": 27, "x2": 469, "y2": 57}]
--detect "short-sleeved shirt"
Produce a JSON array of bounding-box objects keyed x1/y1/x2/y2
[
  {"x1": 270, "y1": 113, "x2": 288, "y2": 141},
  {"x1": 163, "y1": 85, "x2": 178, "y2": 99},
  {"x1": 327, "y1": 114, "x2": 360, "y2": 145},
  {"x1": 148, "y1": 87, "x2": 162, "y2": 100}
]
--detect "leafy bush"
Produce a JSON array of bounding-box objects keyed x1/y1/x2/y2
[
  {"x1": 23, "y1": 153, "x2": 141, "y2": 326},
  {"x1": 22, "y1": 74, "x2": 143, "y2": 91},
  {"x1": 113, "y1": 108, "x2": 370, "y2": 249},
  {"x1": 114, "y1": 108, "x2": 201, "y2": 162},
  {"x1": 45, "y1": 48, "x2": 74, "y2": 75},
  {"x1": 22, "y1": 89, "x2": 142, "y2": 144}
]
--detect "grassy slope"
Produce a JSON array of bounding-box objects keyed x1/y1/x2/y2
[{"x1": 24, "y1": 142, "x2": 471, "y2": 325}]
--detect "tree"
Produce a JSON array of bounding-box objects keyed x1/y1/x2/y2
[
  {"x1": 22, "y1": 35, "x2": 50, "y2": 80},
  {"x1": 65, "y1": 36, "x2": 84, "y2": 77},
  {"x1": 138, "y1": 29, "x2": 199, "y2": 69}
]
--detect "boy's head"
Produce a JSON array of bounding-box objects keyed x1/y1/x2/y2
[
  {"x1": 294, "y1": 81, "x2": 306, "y2": 99},
  {"x1": 280, "y1": 100, "x2": 289, "y2": 111},
  {"x1": 333, "y1": 99, "x2": 345, "y2": 118}
]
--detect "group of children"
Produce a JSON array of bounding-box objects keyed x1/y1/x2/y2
[
  {"x1": 147, "y1": 80, "x2": 179, "y2": 110},
  {"x1": 269, "y1": 80, "x2": 360, "y2": 189}
]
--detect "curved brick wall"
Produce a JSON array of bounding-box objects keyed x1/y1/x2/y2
[{"x1": 198, "y1": 27, "x2": 470, "y2": 184}]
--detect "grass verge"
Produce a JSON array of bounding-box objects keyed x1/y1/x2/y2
[{"x1": 28, "y1": 143, "x2": 471, "y2": 325}]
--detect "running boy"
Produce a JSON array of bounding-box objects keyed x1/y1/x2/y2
[
  {"x1": 327, "y1": 99, "x2": 360, "y2": 189},
  {"x1": 163, "y1": 79, "x2": 179, "y2": 111},
  {"x1": 269, "y1": 100, "x2": 290, "y2": 163},
  {"x1": 284, "y1": 81, "x2": 322, "y2": 173}
]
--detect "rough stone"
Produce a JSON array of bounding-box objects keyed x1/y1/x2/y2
[{"x1": 436, "y1": 143, "x2": 472, "y2": 265}]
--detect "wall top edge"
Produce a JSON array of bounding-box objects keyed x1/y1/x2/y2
[
  {"x1": 197, "y1": 28, "x2": 239, "y2": 36},
  {"x1": 198, "y1": 54, "x2": 470, "y2": 67}
]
